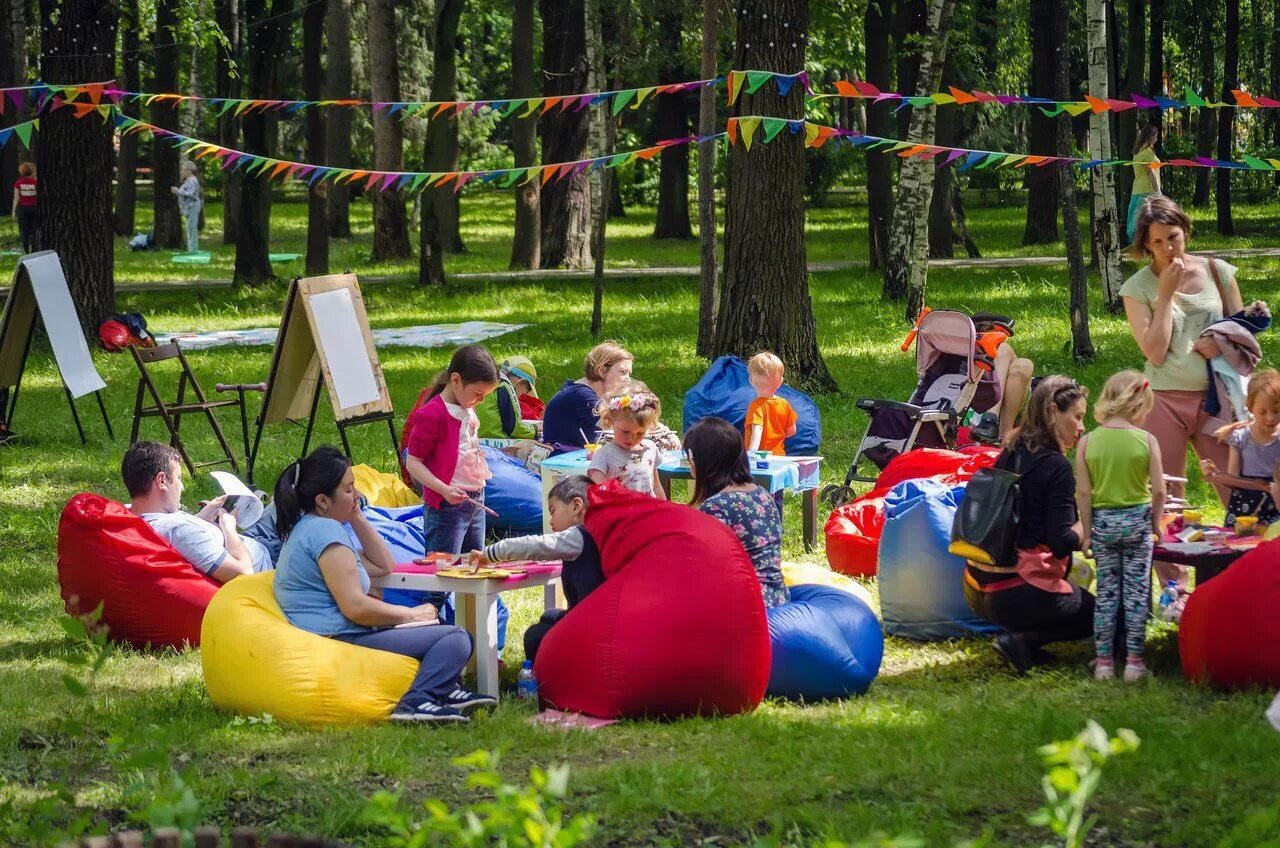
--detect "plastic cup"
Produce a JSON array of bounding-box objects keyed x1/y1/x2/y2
[
  {"x1": 1235, "y1": 515, "x2": 1259, "y2": 536},
  {"x1": 1183, "y1": 509, "x2": 1203, "y2": 525},
  {"x1": 585, "y1": 442, "x2": 600, "y2": 458}
]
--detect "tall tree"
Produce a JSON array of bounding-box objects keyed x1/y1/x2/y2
[
  {"x1": 1149, "y1": 0, "x2": 1164, "y2": 106},
  {"x1": 0, "y1": 0, "x2": 26, "y2": 216},
  {"x1": 233, "y1": 0, "x2": 293, "y2": 287},
  {"x1": 419, "y1": 0, "x2": 466, "y2": 286},
  {"x1": 1272, "y1": 0, "x2": 1280, "y2": 186},
  {"x1": 1088, "y1": 0, "x2": 1125, "y2": 305},
  {"x1": 151, "y1": 0, "x2": 185, "y2": 249},
  {"x1": 882, "y1": 0, "x2": 957, "y2": 319},
  {"x1": 114, "y1": 0, "x2": 142, "y2": 236},
  {"x1": 1116, "y1": 0, "x2": 1144, "y2": 218},
  {"x1": 653, "y1": 0, "x2": 693, "y2": 239},
  {"x1": 1217, "y1": 0, "x2": 1238, "y2": 234},
  {"x1": 324, "y1": 0, "x2": 353, "y2": 238},
  {"x1": 510, "y1": 0, "x2": 541, "y2": 269},
  {"x1": 303, "y1": 0, "x2": 329, "y2": 275},
  {"x1": 1055, "y1": 0, "x2": 1093, "y2": 358},
  {"x1": 927, "y1": 56, "x2": 978, "y2": 259},
  {"x1": 696, "y1": 0, "x2": 718, "y2": 356},
  {"x1": 36, "y1": 0, "x2": 117, "y2": 335},
  {"x1": 1193, "y1": 16, "x2": 1216, "y2": 206},
  {"x1": 368, "y1": 0, "x2": 412, "y2": 260},
  {"x1": 716, "y1": 0, "x2": 835, "y2": 391},
  {"x1": 865, "y1": 0, "x2": 893, "y2": 269},
  {"x1": 539, "y1": 0, "x2": 593, "y2": 269},
  {"x1": 587, "y1": 0, "x2": 614, "y2": 334},
  {"x1": 214, "y1": 0, "x2": 242, "y2": 244},
  {"x1": 1023, "y1": 0, "x2": 1060, "y2": 244}
]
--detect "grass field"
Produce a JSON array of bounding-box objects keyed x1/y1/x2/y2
[{"x1": 2, "y1": 196, "x2": 1280, "y2": 845}]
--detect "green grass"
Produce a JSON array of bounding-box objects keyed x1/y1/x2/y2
[{"x1": 3, "y1": 199, "x2": 1280, "y2": 845}]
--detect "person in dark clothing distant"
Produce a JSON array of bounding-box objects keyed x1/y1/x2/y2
[
  {"x1": 470, "y1": 475, "x2": 603, "y2": 663},
  {"x1": 541, "y1": 342, "x2": 633, "y2": 454},
  {"x1": 963, "y1": 375, "x2": 1094, "y2": 674}
]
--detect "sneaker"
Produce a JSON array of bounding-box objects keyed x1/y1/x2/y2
[
  {"x1": 1123, "y1": 660, "x2": 1149, "y2": 683},
  {"x1": 992, "y1": 633, "x2": 1032, "y2": 675},
  {"x1": 389, "y1": 699, "x2": 469, "y2": 724},
  {"x1": 441, "y1": 687, "x2": 497, "y2": 711},
  {"x1": 1094, "y1": 659, "x2": 1116, "y2": 681}
]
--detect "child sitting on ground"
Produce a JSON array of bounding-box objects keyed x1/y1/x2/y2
[
  {"x1": 471, "y1": 475, "x2": 601, "y2": 662},
  {"x1": 744, "y1": 352, "x2": 797, "y2": 456},
  {"x1": 1075, "y1": 371, "x2": 1164, "y2": 683},
  {"x1": 502, "y1": 355, "x2": 545, "y2": 421},
  {"x1": 1202, "y1": 368, "x2": 1280, "y2": 527},
  {"x1": 587, "y1": 383, "x2": 666, "y2": 499}
]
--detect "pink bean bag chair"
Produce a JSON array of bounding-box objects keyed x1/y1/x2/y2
[
  {"x1": 57, "y1": 493, "x2": 219, "y2": 648},
  {"x1": 1180, "y1": 539, "x2": 1280, "y2": 689},
  {"x1": 534, "y1": 481, "x2": 771, "y2": 718}
]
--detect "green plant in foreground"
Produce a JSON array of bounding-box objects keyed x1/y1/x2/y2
[
  {"x1": 361, "y1": 749, "x2": 595, "y2": 847},
  {"x1": 1029, "y1": 720, "x2": 1140, "y2": 848}
]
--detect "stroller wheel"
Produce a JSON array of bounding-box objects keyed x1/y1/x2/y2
[{"x1": 821, "y1": 484, "x2": 854, "y2": 508}]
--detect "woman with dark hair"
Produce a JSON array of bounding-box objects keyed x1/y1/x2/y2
[
  {"x1": 1127, "y1": 124, "x2": 1161, "y2": 242},
  {"x1": 272, "y1": 446, "x2": 493, "y2": 724},
  {"x1": 685, "y1": 417, "x2": 789, "y2": 608},
  {"x1": 962, "y1": 377, "x2": 1093, "y2": 674}
]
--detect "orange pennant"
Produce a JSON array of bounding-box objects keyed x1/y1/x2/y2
[
  {"x1": 269, "y1": 161, "x2": 290, "y2": 179},
  {"x1": 1084, "y1": 95, "x2": 1110, "y2": 113},
  {"x1": 635, "y1": 146, "x2": 663, "y2": 161},
  {"x1": 727, "y1": 118, "x2": 738, "y2": 144},
  {"x1": 1233, "y1": 89, "x2": 1262, "y2": 108},
  {"x1": 897, "y1": 144, "x2": 929, "y2": 158},
  {"x1": 948, "y1": 86, "x2": 978, "y2": 104},
  {"x1": 542, "y1": 96, "x2": 563, "y2": 113},
  {"x1": 834, "y1": 80, "x2": 858, "y2": 97},
  {"x1": 540, "y1": 165, "x2": 557, "y2": 185}
]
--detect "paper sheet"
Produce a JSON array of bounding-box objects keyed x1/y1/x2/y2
[
  {"x1": 307, "y1": 287, "x2": 380, "y2": 410},
  {"x1": 21, "y1": 252, "x2": 106, "y2": 399}
]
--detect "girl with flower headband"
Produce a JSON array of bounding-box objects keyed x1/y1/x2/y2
[
  {"x1": 1075, "y1": 370, "x2": 1164, "y2": 682},
  {"x1": 586, "y1": 382, "x2": 665, "y2": 498},
  {"x1": 1201, "y1": 368, "x2": 1280, "y2": 527}
]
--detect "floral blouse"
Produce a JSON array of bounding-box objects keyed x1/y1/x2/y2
[{"x1": 699, "y1": 486, "x2": 789, "y2": 608}]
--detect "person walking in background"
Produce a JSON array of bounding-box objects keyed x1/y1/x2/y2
[
  {"x1": 11, "y1": 161, "x2": 38, "y2": 254},
  {"x1": 171, "y1": 160, "x2": 203, "y2": 254},
  {"x1": 1127, "y1": 125, "x2": 1161, "y2": 243}
]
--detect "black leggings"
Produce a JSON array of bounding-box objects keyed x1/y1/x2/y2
[{"x1": 964, "y1": 579, "x2": 1094, "y2": 650}]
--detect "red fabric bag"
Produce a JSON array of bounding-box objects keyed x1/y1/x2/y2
[
  {"x1": 57, "y1": 493, "x2": 219, "y2": 648},
  {"x1": 1180, "y1": 540, "x2": 1280, "y2": 689},
  {"x1": 534, "y1": 481, "x2": 771, "y2": 718}
]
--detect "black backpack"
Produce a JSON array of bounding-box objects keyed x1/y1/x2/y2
[{"x1": 949, "y1": 450, "x2": 1043, "y2": 567}]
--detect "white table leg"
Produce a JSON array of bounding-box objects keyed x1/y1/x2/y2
[
  {"x1": 454, "y1": 591, "x2": 475, "y2": 677},
  {"x1": 543, "y1": 578, "x2": 563, "y2": 612},
  {"x1": 474, "y1": 586, "x2": 500, "y2": 698}
]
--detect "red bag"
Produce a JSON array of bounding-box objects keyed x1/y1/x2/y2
[
  {"x1": 57, "y1": 493, "x2": 219, "y2": 648},
  {"x1": 97, "y1": 319, "x2": 132, "y2": 352},
  {"x1": 1180, "y1": 540, "x2": 1280, "y2": 689},
  {"x1": 534, "y1": 481, "x2": 771, "y2": 718}
]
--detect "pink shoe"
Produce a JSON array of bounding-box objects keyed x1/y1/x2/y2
[
  {"x1": 1094, "y1": 658, "x2": 1115, "y2": 681},
  {"x1": 1123, "y1": 659, "x2": 1148, "y2": 682}
]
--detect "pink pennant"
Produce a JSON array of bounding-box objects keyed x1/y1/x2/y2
[
  {"x1": 1108, "y1": 98, "x2": 1137, "y2": 112},
  {"x1": 972, "y1": 91, "x2": 999, "y2": 103},
  {"x1": 853, "y1": 80, "x2": 880, "y2": 98},
  {"x1": 942, "y1": 149, "x2": 967, "y2": 166},
  {"x1": 1257, "y1": 96, "x2": 1280, "y2": 108},
  {"x1": 452, "y1": 173, "x2": 476, "y2": 194}
]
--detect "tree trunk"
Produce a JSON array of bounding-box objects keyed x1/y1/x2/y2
[
  {"x1": 113, "y1": 0, "x2": 141, "y2": 236},
  {"x1": 893, "y1": 0, "x2": 926, "y2": 139},
  {"x1": 1193, "y1": 16, "x2": 1216, "y2": 206},
  {"x1": 865, "y1": 0, "x2": 893, "y2": 270},
  {"x1": 0, "y1": 0, "x2": 26, "y2": 219},
  {"x1": 325, "y1": 0, "x2": 353, "y2": 238},
  {"x1": 927, "y1": 56, "x2": 977, "y2": 259},
  {"x1": 1148, "y1": 0, "x2": 1163, "y2": 149},
  {"x1": 1217, "y1": 0, "x2": 1238, "y2": 235},
  {"x1": 1088, "y1": 0, "x2": 1125, "y2": 307},
  {"x1": 1115, "y1": 0, "x2": 1143, "y2": 217},
  {"x1": 1023, "y1": 0, "x2": 1060, "y2": 245},
  {"x1": 1272, "y1": 0, "x2": 1280, "y2": 187},
  {"x1": 883, "y1": 0, "x2": 957, "y2": 319},
  {"x1": 588, "y1": 0, "x2": 611, "y2": 335},
  {"x1": 419, "y1": 0, "x2": 466, "y2": 285},
  {"x1": 367, "y1": 0, "x2": 411, "y2": 260},
  {"x1": 539, "y1": 0, "x2": 593, "y2": 269},
  {"x1": 696, "y1": 0, "x2": 718, "y2": 356},
  {"x1": 233, "y1": 0, "x2": 292, "y2": 288},
  {"x1": 510, "y1": 0, "x2": 541, "y2": 269},
  {"x1": 36, "y1": 0, "x2": 116, "y2": 335},
  {"x1": 653, "y1": 0, "x2": 692, "y2": 240},
  {"x1": 182, "y1": 1, "x2": 206, "y2": 138},
  {"x1": 303, "y1": 0, "x2": 329, "y2": 276},
  {"x1": 716, "y1": 0, "x2": 835, "y2": 392},
  {"x1": 215, "y1": 0, "x2": 242, "y2": 244},
  {"x1": 1055, "y1": 0, "x2": 1093, "y2": 359},
  {"x1": 152, "y1": 0, "x2": 185, "y2": 249}
]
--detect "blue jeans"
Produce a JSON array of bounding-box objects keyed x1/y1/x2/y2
[
  {"x1": 420, "y1": 490, "x2": 508, "y2": 649},
  {"x1": 184, "y1": 207, "x2": 200, "y2": 253},
  {"x1": 335, "y1": 625, "x2": 472, "y2": 708}
]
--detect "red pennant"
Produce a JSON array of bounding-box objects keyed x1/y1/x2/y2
[{"x1": 1107, "y1": 98, "x2": 1137, "y2": 112}]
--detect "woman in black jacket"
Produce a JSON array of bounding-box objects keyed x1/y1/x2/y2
[{"x1": 963, "y1": 376, "x2": 1093, "y2": 673}]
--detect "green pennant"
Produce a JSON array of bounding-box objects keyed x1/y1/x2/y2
[
  {"x1": 1269, "y1": 159, "x2": 1280, "y2": 170},
  {"x1": 520, "y1": 99, "x2": 544, "y2": 118},
  {"x1": 738, "y1": 116, "x2": 761, "y2": 150},
  {"x1": 1242, "y1": 155, "x2": 1273, "y2": 170},
  {"x1": 1000, "y1": 155, "x2": 1028, "y2": 168},
  {"x1": 215, "y1": 100, "x2": 237, "y2": 117},
  {"x1": 632, "y1": 87, "x2": 657, "y2": 108},
  {"x1": 762, "y1": 117, "x2": 789, "y2": 143},
  {"x1": 233, "y1": 100, "x2": 253, "y2": 116},
  {"x1": 607, "y1": 152, "x2": 630, "y2": 167},
  {"x1": 745, "y1": 71, "x2": 772, "y2": 94},
  {"x1": 409, "y1": 173, "x2": 433, "y2": 192},
  {"x1": 868, "y1": 138, "x2": 897, "y2": 150},
  {"x1": 501, "y1": 99, "x2": 526, "y2": 118},
  {"x1": 1184, "y1": 86, "x2": 1206, "y2": 107},
  {"x1": 523, "y1": 166, "x2": 541, "y2": 184},
  {"x1": 907, "y1": 96, "x2": 934, "y2": 107},
  {"x1": 887, "y1": 141, "x2": 913, "y2": 152},
  {"x1": 611, "y1": 89, "x2": 637, "y2": 115},
  {"x1": 14, "y1": 121, "x2": 33, "y2": 149},
  {"x1": 333, "y1": 168, "x2": 356, "y2": 183},
  {"x1": 499, "y1": 169, "x2": 523, "y2": 188},
  {"x1": 1039, "y1": 105, "x2": 1067, "y2": 118},
  {"x1": 975, "y1": 152, "x2": 1003, "y2": 169}
]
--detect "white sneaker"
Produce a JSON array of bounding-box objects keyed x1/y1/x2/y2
[
  {"x1": 1123, "y1": 661, "x2": 1149, "y2": 683},
  {"x1": 1094, "y1": 660, "x2": 1116, "y2": 681}
]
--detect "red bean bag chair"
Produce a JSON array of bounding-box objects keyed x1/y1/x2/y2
[
  {"x1": 534, "y1": 481, "x2": 771, "y2": 718},
  {"x1": 57, "y1": 493, "x2": 219, "y2": 649},
  {"x1": 1180, "y1": 540, "x2": 1280, "y2": 689}
]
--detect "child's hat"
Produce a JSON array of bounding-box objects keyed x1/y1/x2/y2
[{"x1": 502, "y1": 355, "x2": 539, "y2": 397}]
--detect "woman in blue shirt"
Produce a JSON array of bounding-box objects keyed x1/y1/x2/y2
[
  {"x1": 273, "y1": 446, "x2": 493, "y2": 724},
  {"x1": 542, "y1": 341, "x2": 633, "y2": 454}
]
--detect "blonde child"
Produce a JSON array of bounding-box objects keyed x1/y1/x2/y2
[
  {"x1": 587, "y1": 382, "x2": 665, "y2": 498},
  {"x1": 1076, "y1": 371, "x2": 1164, "y2": 682},
  {"x1": 1202, "y1": 369, "x2": 1280, "y2": 526},
  {"x1": 744, "y1": 352, "x2": 797, "y2": 456}
]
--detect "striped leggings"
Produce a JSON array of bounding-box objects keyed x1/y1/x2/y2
[{"x1": 1092, "y1": 504, "x2": 1153, "y2": 659}]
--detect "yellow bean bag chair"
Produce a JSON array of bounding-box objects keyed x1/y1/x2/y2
[
  {"x1": 200, "y1": 571, "x2": 417, "y2": 725},
  {"x1": 352, "y1": 463, "x2": 421, "y2": 509},
  {"x1": 782, "y1": 560, "x2": 876, "y2": 612}
]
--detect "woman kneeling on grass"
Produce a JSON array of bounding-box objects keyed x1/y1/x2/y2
[{"x1": 272, "y1": 446, "x2": 494, "y2": 724}]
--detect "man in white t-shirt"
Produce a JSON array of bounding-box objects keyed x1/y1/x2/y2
[{"x1": 122, "y1": 441, "x2": 273, "y2": 582}]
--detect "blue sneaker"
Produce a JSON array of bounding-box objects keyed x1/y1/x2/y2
[
  {"x1": 389, "y1": 698, "x2": 469, "y2": 724},
  {"x1": 441, "y1": 687, "x2": 497, "y2": 711}
]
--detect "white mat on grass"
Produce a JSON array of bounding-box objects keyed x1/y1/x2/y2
[{"x1": 152, "y1": 321, "x2": 525, "y2": 351}]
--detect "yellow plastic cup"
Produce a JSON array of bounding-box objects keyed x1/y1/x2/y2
[
  {"x1": 1235, "y1": 515, "x2": 1259, "y2": 536},
  {"x1": 1183, "y1": 509, "x2": 1203, "y2": 525}
]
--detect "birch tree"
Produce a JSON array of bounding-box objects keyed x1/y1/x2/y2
[{"x1": 1087, "y1": 0, "x2": 1124, "y2": 306}]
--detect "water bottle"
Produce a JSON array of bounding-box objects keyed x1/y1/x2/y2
[
  {"x1": 516, "y1": 660, "x2": 538, "y2": 702},
  {"x1": 1158, "y1": 580, "x2": 1180, "y2": 620}
]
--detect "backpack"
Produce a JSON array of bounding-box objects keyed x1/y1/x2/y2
[
  {"x1": 97, "y1": 312, "x2": 155, "y2": 351},
  {"x1": 948, "y1": 449, "x2": 1043, "y2": 567}
]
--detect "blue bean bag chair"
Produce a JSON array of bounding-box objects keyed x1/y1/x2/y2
[
  {"x1": 767, "y1": 583, "x2": 883, "y2": 700},
  {"x1": 682, "y1": 355, "x2": 821, "y2": 454},
  {"x1": 481, "y1": 446, "x2": 544, "y2": 536},
  {"x1": 877, "y1": 478, "x2": 1001, "y2": 641}
]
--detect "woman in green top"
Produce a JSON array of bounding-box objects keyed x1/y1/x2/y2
[{"x1": 1127, "y1": 125, "x2": 1161, "y2": 242}]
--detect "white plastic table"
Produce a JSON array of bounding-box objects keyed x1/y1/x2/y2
[{"x1": 371, "y1": 565, "x2": 562, "y2": 700}]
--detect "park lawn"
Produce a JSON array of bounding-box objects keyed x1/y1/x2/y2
[
  {"x1": 5, "y1": 188, "x2": 1280, "y2": 288},
  {"x1": 3, "y1": 259, "x2": 1280, "y2": 844}
]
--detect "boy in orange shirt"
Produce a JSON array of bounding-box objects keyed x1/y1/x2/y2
[{"x1": 744, "y1": 352, "x2": 798, "y2": 455}]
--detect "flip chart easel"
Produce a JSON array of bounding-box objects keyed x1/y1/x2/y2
[
  {"x1": 247, "y1": 273, "x2": 398, "y2": 479},
  {"x1": 0, "y1": 251, "x2": 113, "y2": 445}
]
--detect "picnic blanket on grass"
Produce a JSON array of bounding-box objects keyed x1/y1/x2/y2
[{"x1": 151, "y1": 321, "x2": 524, "y2": 351}]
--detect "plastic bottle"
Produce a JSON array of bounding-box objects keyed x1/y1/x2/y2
[
  {"x1": 517, "y1": 660, "x2": 538, "y2": 701},
  {"x1": 1158, "y1": 580, "x2": 1180, "y2": 620}
]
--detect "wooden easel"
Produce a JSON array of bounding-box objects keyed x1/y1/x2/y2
[
  {"x1": 0, "y1": 251, "x2": 113, "y2": 445},
  {"x1": 247, "y1": 273, "x2": 398, "y2": 479}
]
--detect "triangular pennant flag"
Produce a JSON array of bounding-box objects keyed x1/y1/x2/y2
[
  {"x1": 975, "y1": 152, "x2": 1003, "y2": 169},
  {"x1": 1107, "y1": 98, "x2": 1137, "y2": 112},
  {"x1": 775, "y1": 76, "x2": 796, "y2": 97},
  {"x1": 1063, "y1": 102, "x2": 1092, "y2": 117},
  {"x1": 804, "y1": 122, "x2": 819, "y2": 147},
  {"x1": 452, "y1": 173, "x2": 476, "y2": 194},
  {"x1": 0, "y1": 128, "x2": 11, "y2": 147},
  {"x1": 738, "y1": 116, "x2": 761, "y2": 151},
  {"x1": 378, "y1": 173, "x2": 398, "y2": 191},
  {"x1": 540, "y1": 165, "x2": 557, "y2": 186},
  {"x1": 269, "y1": 161, "x2": 291, "y2": 179},
  {"x1": 1233, "y1": 89, "x2": 1262, "y2": 108},
  {"x1": 407, "y1": 173, "x2": 432, "y2": 193},
  {"x1": 727, "y1": 118, "x2": 739, "y2": 145},
  {"x1": 1130, "y1": 93, "x2": 1159, "y2": 108},
  {"x1": 745, "y1": 71, "x2": 772, "y2": 95},
  {"x1": 610, "y1": 89, "x2": 637, "y2": 115},
  {"x1": 1085, "y1": 95, "x2": 1110, "y2": 113},
  {"x1": 762, "y1": 117, "x2": 788, "y2": 143},
  {"x1": 1269, "y1": 159, "x2": 1280, "y2": 170},
  {"x1": 834, "y1": 80, "x2": 858, "y2": 97},
  {"x1": 1184, "y1": 86, "x2": 1206, "y2": 107},
  {"x1": 897, "y1": 144, "x2": 929, "y2": 158},
  {"x1": 631, "y1": 87, "x2": 657, "y2": 108},
  {"x1": 499, "y1": 169, "x2": 523, "y2": 188},
  {"x1": 957, "y1": 151, "x2": 986, "y2": 172},
  {"x1": 541, "y1": 96, "x2": 564, "y2": 113},
  {"x1": 1258, "y1": 96, "x2": 1280, "y2": 108},
  {"x1": 13, "y1": 122, "x2": 34, "y2": 148},
  {"x1": 1242, "y1": 155, "x2": 1273, "y2": 170},
  {"x1": 1038, "y1": 104, "x2": 1068, "y2": 118},
  {"x1": 930, "y1": 93, "x2": 957, "y2": 105},
  {"x1": 948, "y1": 87, "x2": 978, "y2": 104},
  {"x1": 727, "y1": 71, "x2": 745, "y2": 105},
  {"x1": 941, "y1": 149, "x2": 967, "y2": 166},
  {"x1": 854, "y1": 80, "x2": 881, "y2": 98}
]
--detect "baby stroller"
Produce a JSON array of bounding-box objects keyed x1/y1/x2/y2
[{"x1": 822, "y1": 309, "x2": 1011, "y2": 507}]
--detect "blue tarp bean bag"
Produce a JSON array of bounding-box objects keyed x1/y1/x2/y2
[
  {"x1": 682, "y1": 355, "x2": 821, "y2": 455},
  {"x1": 767, "y1": 583, "x2": 883, "y2": 700},
  {"x1": 481, "y1": 446, "x2": 543, "y2": 536},
  {"x1": 877, "y1": 478, "x2": 1001, "y2": 641}
]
